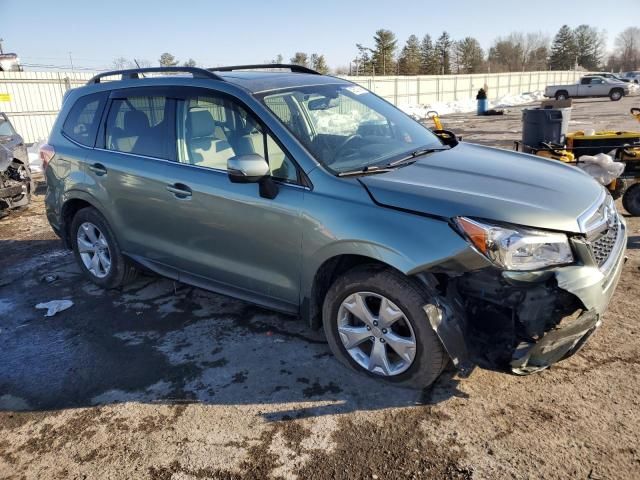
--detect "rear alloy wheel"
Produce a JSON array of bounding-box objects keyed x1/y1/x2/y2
[
  {"x1": 71, "y1": 207, "x2": 137, "y2": 288},
  {"x1": 77, "y1": 222, "x2": 112, "y2": 278},
  {"x1": 323, "y1": 266, "x2": 447, "y2": 388},
  {"x1": 555, "y1": 92, "x2": 568, "y2": 100}
]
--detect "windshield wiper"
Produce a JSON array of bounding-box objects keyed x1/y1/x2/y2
[
  {"x1": 387, "y1": 147, "x2": 449, "y2": 167},
  {"x1": 337, "y1": 165, "x2": 395, "y2": 177},
  {"x1": 337, "y1": 147, "x2": 449, "y2": 177}
]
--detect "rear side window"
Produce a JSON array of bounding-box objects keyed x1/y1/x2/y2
[
  {"x1": 105, "y1": 96, "x2": 173, "y2": 159},
  {"x1": 0, "y1": 117, "x2": 16, "y2": 136},
  {"x1": 62, "y1": 92, "x2": 107, "y2": 146}
]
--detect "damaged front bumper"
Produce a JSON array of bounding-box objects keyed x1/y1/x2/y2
[{"x1": 427, "y1": 215, "x2": 627, "y2": 376}]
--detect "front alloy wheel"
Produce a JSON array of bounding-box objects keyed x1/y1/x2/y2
[
  {"x1": 322, "y1": 265, "x2": 447, "y2": 388},
  {"x1": 337, "y1": 292, "x2": 416, "y2": 376}
]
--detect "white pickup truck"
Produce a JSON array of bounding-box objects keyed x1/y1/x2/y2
[{"x1": 544, "y1": 76, "x2": 630, "y2": 101}]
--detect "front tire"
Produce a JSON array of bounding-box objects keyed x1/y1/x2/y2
[
  {"x1": 610, "y1": 89, "x2": 623, "y2": 101},
  {"x1": 322, "y1": 265, "x2": 447, "y2": 389},
  {"x1": 622, "y1": 183, "x2": 640, "y2": 216},
  {"x1": 70, "y1": 207, "x2": 137, "y2": 288}
]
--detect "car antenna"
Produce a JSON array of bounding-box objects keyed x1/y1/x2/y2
[{"x1": 133, "y1": 59, "x2": 145, "y2": 77}]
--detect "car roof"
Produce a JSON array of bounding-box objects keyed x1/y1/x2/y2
[{"x1": 216, "y1": 71, "x2": 351, "y2": 94}]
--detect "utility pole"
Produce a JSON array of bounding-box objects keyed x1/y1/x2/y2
[
  {"x1": 0, "y1": 38, "x2": 4, "y2": 54},
  {"x1": 69, "y1": 51, "x2": 74, "y2": 73}
]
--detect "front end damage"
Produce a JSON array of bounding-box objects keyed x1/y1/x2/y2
[{"x1": 426, "y1": 211, "x2": 627, "y2": 376}]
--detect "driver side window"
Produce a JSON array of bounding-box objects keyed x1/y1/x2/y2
[{"x1": 176, "y1": 95, "x2": 299, "y2": 183}]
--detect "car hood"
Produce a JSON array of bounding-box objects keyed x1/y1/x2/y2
[{"x1": 359, "y1": 142, "x2": 603, "y2": 233}]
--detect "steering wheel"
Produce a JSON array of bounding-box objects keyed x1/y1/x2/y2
[{"x1": 333, "y1": 134, "x2": 363, "y2": 160}]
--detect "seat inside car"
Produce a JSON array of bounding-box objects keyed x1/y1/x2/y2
[{"x1": 186, "y1": 108, "x2": 234, "y2": 169}]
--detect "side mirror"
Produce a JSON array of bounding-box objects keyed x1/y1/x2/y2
[{"x1": 227, "y1": 154, "x2": 269, "y2": 183}]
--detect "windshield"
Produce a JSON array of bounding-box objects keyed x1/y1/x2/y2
[
  {"x1": 0, "y1": 117, "x2": 16, "y2": 137},
  {"x1": 259, "y1": 84, "x2": 443, "y2": 174}
]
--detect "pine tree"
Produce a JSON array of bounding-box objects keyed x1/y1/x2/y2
[
  {"x1": 574, "y1": 25, "x2": 604, "y2": 70},
  {"x1": 159, "y1": 52, "x2": 178, "y2": 67},
  {"x1": 310, "y1": 53, "x2": 330, "y2": 74},
  {"x1": 398, "y1": 35, "x2": 421, "y2": 75},
  {"x1": 290, "y1": 52, "x2": 309, "y2": 67},
  {"x1": 372, "y1": 29, "x2": 397, "y2": 75},
  {"x1": 549, "y1": 25, "x2": 578, "y2": 70},
  {"x1": 435, "y1": 31, "x2": 453, "y2": 74},
  {"x1": 455, "y1": 37, "x2": 485, "y2": 73},
  {"x1": 419, "y1": 34, "x2": 438, "y2": 74}
]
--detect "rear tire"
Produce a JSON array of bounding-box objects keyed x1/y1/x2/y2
[
  {"x1": 610, "y1": 89, "x2": 623, "y2": 101},
  {"x1": 322, "y1": 265, "x2": 447, "y2": 389},
  {"x1": 555, "y1": 91, "x2": 569, "y2": 100},
  {"x1": 622, "y1": 183, "x2": 640, "y2": 216},
  {"x1": 70, "y1": 207, "x2": 137, "y2": 288}
]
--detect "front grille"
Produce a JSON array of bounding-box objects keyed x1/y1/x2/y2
[{"x1": 589, "y1": 216, "x2": 620, "y2": 267}]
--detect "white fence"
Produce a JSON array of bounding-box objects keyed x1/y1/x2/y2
[{"x1": 0, "y1": 70, "x2": 584, "y2": 143}]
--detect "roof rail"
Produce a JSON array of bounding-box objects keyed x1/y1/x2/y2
[
  {"x1": 87, "y1": 66, "x2": 224, "y2": 85},
  {"x1": 208, "y1": 64, "x2": 321, "y2": 75}
]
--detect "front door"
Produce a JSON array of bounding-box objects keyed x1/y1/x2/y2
[{"x1": 161, "y1": 89, "x2": 304, "y2": 311}]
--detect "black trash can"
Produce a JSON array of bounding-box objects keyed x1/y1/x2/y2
[{"x1": 521, "y1": 107, "x2": 571, "y2": 153}]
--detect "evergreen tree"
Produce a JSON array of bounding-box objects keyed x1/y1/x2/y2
[
  {"x1": 354, "y1": 43, "x2": 374, "y2": 75},
  {"x1": 398, "y1": 35, "x2": 421, "y2": 75},
  {"x1": 159, "y1": 52, "x2": 179, "y2": 67},
  {"x1": 549, "y1": 25, "x2": 578, "y2": 69},
  {"x1": 435, "y1": 31, "x2": 453, "y2": 74},
  {"x1": 419, "y1": 34, "x2": 438, "y2": 74},
  {"x1": 290, "y1": 52, "x2": 309, "y2": 67},
  {"x1": 455, "y1": 37, "x2": 485, "y2": 73},
  {"x1": 372, "y1": 29, "x2": 397, "y2": 75},
  {"x1": 310, "y1": 53, "x2": 330, "y2": 74},
  {"x1": 574, "y1": 25, "x2": 604, "y2": 70}
]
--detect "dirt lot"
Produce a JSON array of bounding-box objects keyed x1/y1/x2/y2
[{"x1": 1, "y1": 96, "x2": 639, "y2": 480}]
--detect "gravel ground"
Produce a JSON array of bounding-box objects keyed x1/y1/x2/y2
[{"x1": 0, "y1": 96, "x2": 639, "y2": 480}]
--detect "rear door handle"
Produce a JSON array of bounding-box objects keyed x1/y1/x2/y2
[
  {"x1": 166, "y1": 183, "x2": 192, "y2": 199},
  {"x1": 89, "y1": 163, "x2": 107, "y2": 175}
]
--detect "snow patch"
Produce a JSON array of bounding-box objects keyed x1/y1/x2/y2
[{"x1": 400, "y1": 91, "x2": 545, "y2": 119}]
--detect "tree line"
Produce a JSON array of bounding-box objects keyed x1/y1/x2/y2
[{"x1": 111, "y1": 25, "x2": 640, "y2": 76}]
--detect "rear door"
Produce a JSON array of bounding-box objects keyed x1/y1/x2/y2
[
  {"x1": 161, "y1": 88, "x2": 304, "y2": 311},
  {"x1": 87, "y1": 87, "x2": 178, "y2": 268}
]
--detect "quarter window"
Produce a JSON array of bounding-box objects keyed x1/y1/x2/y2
[
  {"x1": 62, "y1": 92, "x2": 107, "y2": 146},
  {"x1": 105, "y1": 96, "x2": 173, "y2": 159}
]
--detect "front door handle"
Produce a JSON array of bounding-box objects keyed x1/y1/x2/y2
[
  {"x1": 89, "y1": 163, "x2": 107, "y2": 175},
  {"x1": 166, "y1": 183, "x2": 192, "y2": 199}
]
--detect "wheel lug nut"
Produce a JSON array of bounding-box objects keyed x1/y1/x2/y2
[
  {"x1": 366, "y1": 326, "x2": 371, "y2": 331},
  {"x1": 382, "y1": 328, "x2": 387, "y2": 334},
  {"x1": 380, "y1": 338, "x2": 385, "y2": 343},
  {"x1": 373, "y1": 321, "x2": 378, "y2": 326},
  {"x1": 369, "y1": 336, "x2": 375, "y2": 341}
]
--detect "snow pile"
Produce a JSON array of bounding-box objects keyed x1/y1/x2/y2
[
  {"x1": 309, "y1": 109, "x2": 383, "y2": 136},
  {"x1": 27, "y1": 140, "x2": 45, "y2": 173},
  {"x1": 400, "y1": 91, "x2": 545, "y2": 119}
]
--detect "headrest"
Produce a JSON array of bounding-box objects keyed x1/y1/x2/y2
[
  {"x1": 124, "y1": 110, "x2": 150, "y2": 134},
  {"x1": 188, "y1": 108, "x2": 215, "y2": 139}
]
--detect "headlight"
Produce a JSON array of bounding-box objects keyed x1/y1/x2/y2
[{"x1": 455, "y1": 217, "x2": 574, "y2": 271}]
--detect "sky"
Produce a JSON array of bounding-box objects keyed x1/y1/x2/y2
[{"x1": 2, "y1": 0, "x2": 639, "y2": 71}]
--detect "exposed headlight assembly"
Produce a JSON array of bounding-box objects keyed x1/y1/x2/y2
[{"x1": 456, "y1": 217, "x2": 574, "y2": 271}]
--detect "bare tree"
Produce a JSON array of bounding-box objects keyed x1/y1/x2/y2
[
  {"x1": 614, "y1": 27, "x2": 640, "y2": 71},
  {"x1": 112, "y1": 57, "x2": 131, "y2": 70}
]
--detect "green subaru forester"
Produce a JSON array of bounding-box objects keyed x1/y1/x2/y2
[{"x1": 43, "y1": 65, "x2": 626, "y2": 388}]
